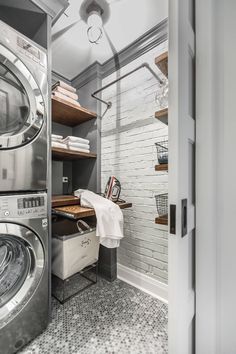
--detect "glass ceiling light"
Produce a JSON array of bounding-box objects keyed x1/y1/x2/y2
[{"x1": 87, "y1": 10, "x2": 103, "y2": 44}]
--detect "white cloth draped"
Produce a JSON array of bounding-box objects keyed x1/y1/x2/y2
[{"x1": 74, "y1": 189, "x2": 124, "y2": 249}]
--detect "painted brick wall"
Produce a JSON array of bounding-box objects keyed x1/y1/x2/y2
[{"x1": 101, "y1": 42, "x2": 168, "y2": 284}]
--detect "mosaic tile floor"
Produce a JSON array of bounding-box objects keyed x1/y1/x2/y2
[{"x1": 20, "y1": 278, "x2": 168, "y2": 354}]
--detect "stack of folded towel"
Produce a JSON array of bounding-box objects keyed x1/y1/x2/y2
[
  {"x1": 62, "y1": 136, "x2": 90, "y2": 153},
  {"x1": 52, "y1": 81, "x2": 80, "y2": 107},
  {"x1": 51, "y1": 134, "x2": 67, "y2": 149}
]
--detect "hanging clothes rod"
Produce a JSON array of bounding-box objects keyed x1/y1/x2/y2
[{"x1": 91, "y1": 62, "x2": 163, "y2": 110}]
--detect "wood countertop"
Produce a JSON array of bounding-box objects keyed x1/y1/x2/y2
[{"x1": 52, "y1": 197, "x2": 132, "y2": 220}]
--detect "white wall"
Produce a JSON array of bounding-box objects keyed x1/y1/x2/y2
[
  {"x1": 196, "y1": 0, "x2": 236, "y2": 352},
  {"x1": 101, "y1": 42, "x2": 168, "y2": 284}
]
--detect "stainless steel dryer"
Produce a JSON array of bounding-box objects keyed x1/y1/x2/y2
[
  {"x1": 0, "y1": 20, "x2": 48, "y2": 192},
  {"x1": 0, "y1": 192, "x2": 49, "y2": 354}
]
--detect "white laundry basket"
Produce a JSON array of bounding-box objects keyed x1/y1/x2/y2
[{"x1": 52, "y1": 220, "x2": 100, "y2": 280}]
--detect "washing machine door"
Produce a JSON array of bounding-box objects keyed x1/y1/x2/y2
[
  {"x1": 0, "y1": 223, "x2": 44, "y2": 327},
  {"x1": 0, "y1": 44, "x2": 45, "y2": 149}
]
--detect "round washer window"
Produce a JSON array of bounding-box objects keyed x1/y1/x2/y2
[
  {"x1": 0, "y1": 235, "x2": 30, "y2": 307},
  {"x1": 0, "y1": 44, "x2": 45, "y2": 149},
  {"x1": 0, "y1": 63, "x2": 30, "y2": 135}
]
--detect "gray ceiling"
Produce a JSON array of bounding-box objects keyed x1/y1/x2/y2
[{"x1": 52, "y1": 0, "x2": 168, "y2": 80}]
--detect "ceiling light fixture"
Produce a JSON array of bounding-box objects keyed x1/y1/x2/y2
[
  {"x1": 80, "y1": 0, "x2": 110, "y2": 45},
  {"x1": 87, "y1": 10, "x2": 103, "y2": 44}
]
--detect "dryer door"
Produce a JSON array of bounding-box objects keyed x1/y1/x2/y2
[
  {"x1": 0, "y1": 223, "x2": 44, "y2": 327},
  {"x1": 0, "y1": 44, "x2": 45, "y2": 149}
]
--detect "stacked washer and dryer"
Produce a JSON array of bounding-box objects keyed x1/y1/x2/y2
[{"x1": 0, "y1": 20, "x2": 50, "y2": 354}]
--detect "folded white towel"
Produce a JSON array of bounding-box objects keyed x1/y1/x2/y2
[
  {"x1": 63, "y1": 136, "x2": 90, "y2": 145},
  {"x1": 66, "y1": 141, "x2": 90, "y2": 149},
  {"x1": 68, "y1": 146, "x2": 90, "y2": 153},
  {"x1": 52, "y1": 92, "x2": 81, "y2": 107},
  {"x1": 52, "y1": 80, "x2": 76, "y2": 93},
  {"x1": 74, "y1": 189, "x2": 124, "y2": 249},
  {"x1": 53, "y1": 86, "x2": 78, "y2": 100},
  {"x1": 52, "y1": 134, "x2": 63, "y2": 140},
  {"x1": 52, "y1": 141, "x2": 67, "y2": 149}
]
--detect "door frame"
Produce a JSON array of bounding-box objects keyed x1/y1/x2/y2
[
  {"x1": 168, "y1": 0, "x2": 196, "y2": 352},
  {"x1": 196, "y1": 0, "x2": 236, "y2": 352},
  {"x1": 196, "y1": 0, "x2": 217, "y2": 352}
]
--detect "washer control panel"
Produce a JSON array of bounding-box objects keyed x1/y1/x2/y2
[{"x1": 0, "y1": 193, "x2": 47, "y2": 218}]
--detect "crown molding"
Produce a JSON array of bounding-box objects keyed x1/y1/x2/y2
[
  {"x1": 51, "y1": 70, "x2": 72, "y2": 85},
  {"x1": 101, "y1": 18, "x2": 167, "y2": 79},
  {"x1": 71, "y1": 61, "x2": 103, "y2": 89},
  {"x1": 54, "y1": 18, "x2": 168, "y2": 89}
]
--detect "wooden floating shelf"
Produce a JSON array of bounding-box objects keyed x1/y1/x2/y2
[
  {"x1": 155, "y1": 164, "x2": 168, "y2": 171},
  {"x1": 53, "y1": 201, "x2": 132, "y2": 219},
  {"x1": 52, "y1": 195, "x2": 80, "y2": 208},
  {"x1": 155, "y1": 108, "x2": 168, "y2": 125},
  {"x1": 155, "y1": 215, "x2": 168, "y2": 226},
  {"x1": 52, "y1": 96, "x2": 96, "y2": 126},
  {"x1": 155, "y1": 51, "x2": 168, "y2": 78},
  {"x1": 52, "y1": 147, "x2": 97, "y2": 160}
]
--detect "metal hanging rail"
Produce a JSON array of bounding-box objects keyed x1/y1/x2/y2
[{"x1": 91, "y1": 62, "x2": 163, "y2": 110}]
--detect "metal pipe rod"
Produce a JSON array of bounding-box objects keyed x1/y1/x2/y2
[{"x1": 91, "y1": 62, "x2": 163, "y2": 110}]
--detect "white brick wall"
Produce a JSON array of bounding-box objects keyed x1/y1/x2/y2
[{"x1": 101, "y1": 42, "x2": 168, "y2": 284}]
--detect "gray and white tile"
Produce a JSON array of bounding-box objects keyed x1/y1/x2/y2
[{"x1": 20, "y1": 278, "x2": 168, "y2": 354}]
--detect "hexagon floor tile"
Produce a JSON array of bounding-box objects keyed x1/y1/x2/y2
[{"x1": 19, "y1": 278, "x2": 168, "y2": 354}]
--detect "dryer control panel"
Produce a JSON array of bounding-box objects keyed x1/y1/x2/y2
[
  {"x1": 17, "y1": 36, "x2": 47, "y2": 68},
  {"x1": 0, "y1": 193, "x2": 47, "y2": 219},
  {"x1": 0, "y1": 20, "x2": 47, "y2": 70}
]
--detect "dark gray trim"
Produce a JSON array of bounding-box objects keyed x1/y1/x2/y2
[
  {"x1": 72, "y1": 61, "x2": 102, "y2": 89},
  {"x1": 98, "y1": 246, "x2": 117, "y2": 282},
  {"x1": 52, "y1": 70, "x2": 71, "y2": 85},
  {"x1": 70, "y1": 18, "x2": 168, "y2": 89}
]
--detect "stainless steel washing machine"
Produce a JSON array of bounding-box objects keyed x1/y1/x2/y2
[
  {"x1": 0, "y1": 20, "x2": 48, "y2": 192},
  {"x1": 0, "y1": 192, "x2": 49, "y2": 354}
]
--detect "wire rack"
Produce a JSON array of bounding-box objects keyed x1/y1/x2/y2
[
  {"x1": 155, "y1": 193, "x2": 168, "y2": 217},
  {"x1": 155, "y1": 138, "x2": 168, "y2": 164}
]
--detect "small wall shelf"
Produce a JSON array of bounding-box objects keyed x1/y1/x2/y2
[
  {"x1": 155, "y1": 51, "x2": 168, "y2": 77},
  {"x1": 53, "y1": 201, "x2": 132, "y2": 219},
  {"x1": 52, "y1": 147, "x2": 97, "y2": 160},
  {"x1": 155, "y1": 108, "x2": 168, "y2": 125},
  {"x1": 52, "y1": 96, "x2": 96, "y2": 126},
  {"x1": 155, "y1": 215, "x2": 168, "y2": 226},
  {"x1": 155, "y1": 164, "x2": 168, "y2": 171}
]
